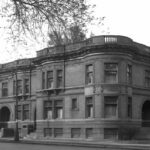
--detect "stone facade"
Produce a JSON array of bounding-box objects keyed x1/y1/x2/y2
[{"x1": 0, "y1": 35, "x2": 150, "y2": 140}]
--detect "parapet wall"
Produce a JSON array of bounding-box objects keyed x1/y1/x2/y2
[{"x1": 36, "y1": 35, "x2": 134, "y2": 57}]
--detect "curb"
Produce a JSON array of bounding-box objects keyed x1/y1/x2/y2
[{"x1": 0, "y1": 138, "x2": 150, "y2": 150}]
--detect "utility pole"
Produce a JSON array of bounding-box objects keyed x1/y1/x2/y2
[{"x1": 14, "y1": 68, "x2": 19, "y2": 141}]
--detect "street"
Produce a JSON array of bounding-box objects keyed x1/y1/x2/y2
[
  {"x1": 1, "y1": 141, "x2": 150, "y2": 150},
  {"x1": 0, "y1": 142, "x2": 117, "y2": 150}
]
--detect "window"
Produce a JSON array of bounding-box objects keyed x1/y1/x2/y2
[
  {"x1": 13, "y1": 80, "x2": 16, "y2": 95},
  {"x1": 17, "y1": 105, "x2": 22, "y2": 120},
  {"x1": 71, "y1": 128, "x2": 81, "y2": 138},
  {"x1": 44, "y1": 101, "x2": 53, "y2": 119},
  {"x1": 44, "y1": 100, "x2": 63, "y2": 119},
  {"x1": 23, "y1": 104, "x2": 29, "y2": 120},
  {"x1": 47, "y1": 71, "x2": 53, "y2": 88},
  {"x1": 127, "y1": 64, "x2": 132, "y2": 84},
  {"x1": 14, "y1": 79, "x2": 29, "y2": 95},
  {"x1": 145, "y1": 70, "x2": 150, "y2": 87},
  {"x1": 104, "y1": 128, "x2": 118, "y2": 140},
  {"x1": 72, "y1": 98, "x2": 78, "y2": 110},
  {"x1": 57, "y1": 70, "x2": 63, "y2": 88},
  {"x1": 42, "y1": 72, "x2": 46, "y2": 89},
  {"x1": 104, "y1": 96, "x2": 118, "y2": 118},
  {"x1": 86, "y1": 64, "x2": 94, "y2": 85},
  {"x1": 24, "y1": 79, "x2": 29, "y2": 94},
  {"x1": 127, "y1": 97, "x2": 132, "y2": 118},
  {"x1": 54, "y1": 100, "x2": 63, "y2": 119},
  {"x1": 54, "y1": 128, "x2": 63, "y2": 137},
  {"x1": 13, "y1": 80, "x2": 22, "y2": 95},
  {"x1": 16, "y1": 104, "x2": 30, "y2": 120},
  {"x1": 2, "y1": 82, "x2": 8, "y2": 97},
  {"x1": 104, "y1": 63, "x2": 118, "y2": 83},
  {"x1": 86, "y1": 128, "x2": 93, "y2": 138},
  {"x1": 17, "y1": 80, "x2": 22, "y2": 95},
  {"x1": 44, "y1": 128, "x2": 52, "y2": 137},
  {"x1": 86, "y1": 97, "x2": 94, "y2": 118}
]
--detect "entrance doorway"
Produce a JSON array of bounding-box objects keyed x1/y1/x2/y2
[
  {"x1": 142, "y1": 101, "x2": 150, "y2": 127},
  {"x1": 0, "y1": 107, "x2": 10, "y2": 128}
]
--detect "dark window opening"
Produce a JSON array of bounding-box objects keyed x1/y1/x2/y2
[
  {"x1": 44, "y1": 128, "x2": 52, "y2": 137},
  {"x1": 71, "y1": 128, "x2": 81, "y2": 138},
  {"x1": 57, "y1": 70, "x2": 63, "y2": 88},
  {"x1": 72, "y1": 98, "x2": 78, "y2": 110},
  {"x1": 54, "y1": 128, "x2": 63, "y2": 137},
  {"x1": 47, "y1": 71, "x2": 53, "y2": 88},
  {"x1": 24, "y1": 79, "x2": 29, "y2": 94},
  {"x1": 2, "y1": 82, "x2": 8, "y2": 97},
  {"x1": 23, "y1": 104, "x2": 29, "y2": 120},
  {"x1": 42, "y1": 72, "x2": 46, "y2": 89},
  {"x1": 104, "y1": 96, "x2": 118, "y2": 118},
  {"x1": 127, "y1": 97, "x2": 132, "y2": 118},
  {"x1": 86, "y1": 128, "x2": 93, "y2": 138},
  {"x1": 145, "y1": 70, "x2": 150, "y2": 87},
  {"x1": 86, "y1": 97, "x2": 93, "y2": 118},
  {"x1": 86, "y1": 64, "x2": 93, "y2": 85},
  {"x1": 104, "y1": 63, "x2": 118, "y2": 83},
  {"x1": 44, "y1": 100, "x2": 63, "y2": 120}
]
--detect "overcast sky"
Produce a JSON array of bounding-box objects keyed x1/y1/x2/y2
[
  {"x1": 0, "y1": 0, "x2": 150, "y2": 63},
  {"x1": 89, "y1": 0, "x2": 150, "y2": 45}
]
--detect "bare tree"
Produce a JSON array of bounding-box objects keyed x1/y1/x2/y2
[
  {"x1": 48, "y1": 24, "x2": 86, "y2": 46},
  {"x1": 0, "y1": 0, "x2": 96, "y2": 45}
]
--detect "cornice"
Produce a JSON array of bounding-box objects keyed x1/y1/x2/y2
[
  {"x1": 33, "y1": 44, "x2": 150, "y2": 65},
  {"x1": 0, "y1": 42, "x2": 150, "y2": 74},
  {"x1": 0, "y1": 64, "x2": 36, "y2": 74}
]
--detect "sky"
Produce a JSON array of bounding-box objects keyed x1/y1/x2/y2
[
  {"x1": 0, "y1": 0, "x2": 150, "y2": 63},
  {"x1": 89, "y1": 0, "x2": 150, "y2": 45}
]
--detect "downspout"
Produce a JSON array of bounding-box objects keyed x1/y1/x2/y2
[
  {"x1": 29, "y1": 60, "x2": 32, "y2": 120},
  {"x1": 63, "y1": 45, "x2": 66, "y2": 92},
  {"x1": 14, "y1": 67, "x2": 19, "y2": 141}
]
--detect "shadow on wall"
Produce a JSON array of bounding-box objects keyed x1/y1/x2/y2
[{"x1": 119, "y1": 126, "x2": 139, "y2": 140}]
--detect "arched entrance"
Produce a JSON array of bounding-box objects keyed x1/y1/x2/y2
[
  {"x1": 0, "y1": 107, "x2": 10, "y2": 128},
  {"x1": 142, "y1": 101, "x2": 150, "y2": 127}
]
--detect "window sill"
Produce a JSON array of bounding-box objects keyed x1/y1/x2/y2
[
  {"x1": 44, "y1": 118, "x2": 63, "y2": 120},
  {"x1": 85, "y1": 84, "x2": 94, "y2": 87},
  {"x1": 38, "y1": 87, "x2": 64, "y2": 92},
  {"x1": 13, "y1": 94, "x2": 30, "y2": 96},
  {"x1": 103, "y1": 117, "x2": 118, "y2": 120},
  {"x1": 85, "y1": 117, "x2": 94, "y2": 120}
]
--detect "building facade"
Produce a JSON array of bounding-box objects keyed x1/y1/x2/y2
[{"x1": 0, "y1": 35, "x2": 150, "y2": 140}]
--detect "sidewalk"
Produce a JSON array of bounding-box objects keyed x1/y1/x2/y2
[{"x1": 0, "y1": 137, "x2": 150, "y2": 150}]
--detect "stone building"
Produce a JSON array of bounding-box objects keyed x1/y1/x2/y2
[{"x1": 0, "y1": 35, "x2": 150, "y2": 140}]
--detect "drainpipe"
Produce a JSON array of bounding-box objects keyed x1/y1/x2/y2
[
  {"x1": 63, "y1": 45, "x2": 66, "y2": 92},
  {"x1": 14, "y1": 67, "x2": 19, "y2": 141},
  {"x1": 29, "y1": 60, "x2": 32, "y2": 121}
]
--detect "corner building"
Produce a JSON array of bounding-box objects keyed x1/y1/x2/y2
[{"x1": 0, "y1": 35, "x2": 150, "y2": 140}]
